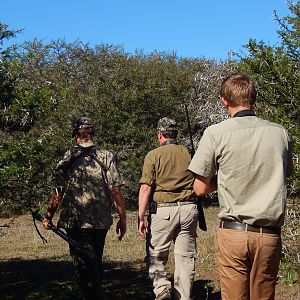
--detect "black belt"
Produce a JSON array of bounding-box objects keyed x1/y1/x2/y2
[
  {"x1": 219, "y1": 221, "x2": 281, "y2": 235},
  {"x1": 157, "y1": 201, "x2": 196, "y2": 207}
]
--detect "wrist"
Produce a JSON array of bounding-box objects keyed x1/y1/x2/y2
[
  {"x1": 119, "y1": 217, "x2": 126, "y2": 223},
  {"x1": 44, "y1": 213, "x2": 53, "y2": 221},
  {"x1": 119, "y1": 212, "x2": 126, "y2": 219}
]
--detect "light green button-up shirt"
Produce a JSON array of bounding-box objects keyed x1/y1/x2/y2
[{"x1": 189, "y1": 115, "x2": 293, "y2": 227}]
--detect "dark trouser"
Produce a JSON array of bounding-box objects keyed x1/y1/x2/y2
[{"x1": 66, "y1": 228, "x2": 108, "y2": 300}]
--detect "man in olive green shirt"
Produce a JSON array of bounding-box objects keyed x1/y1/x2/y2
[
  {"x1": 138, "y1": 117, "x2": 198, "y2": 300},
  {"x1": 189, "y1": 74, "x2": 293, "y2": 300}
]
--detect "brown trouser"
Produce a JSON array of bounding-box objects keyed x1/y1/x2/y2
[{"x1": 215, "y1": 228, "x2": 281, "y2": 300}]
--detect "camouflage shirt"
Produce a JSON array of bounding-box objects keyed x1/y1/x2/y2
[{"x1": 54, "y1": 141, "x2": 124, "y2": 229}]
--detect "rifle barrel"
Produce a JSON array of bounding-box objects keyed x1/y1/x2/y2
[
  {"x1": 184, "y1": 104, "x2": 195, "y2": 156},
  {"x1": 48, "y1": 223, "x2": 79, "y2": 248},
  {"x1": 32, "y1": 211, "x2": 80, "y2": 249}
]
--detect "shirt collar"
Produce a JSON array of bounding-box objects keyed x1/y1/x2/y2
[
  {"x1": 233, "y1": 109, "x2": 256, "y2": 118},
  {"x1": 161, "y1": 139, "x2": 177, "y2": 146}
]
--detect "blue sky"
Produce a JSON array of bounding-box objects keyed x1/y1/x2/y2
[{"x1": 1, "y1": 0, "x2": 291, "y2": 60}]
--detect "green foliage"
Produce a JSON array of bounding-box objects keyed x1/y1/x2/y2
[
  {"x1": 0, "y1": 138, "x2": 53, "y2": 215},
  {"x1": 1, "y1": 36, "x2": 217, "y2": 212},
  {"x1": 275, "y1": 0, "x2": 300, "y2": 60},
  {"x1": 0, "y1": 23, "x2": 22, "y2": 56},
  {"x1": 0, "y1": 24, "x2": 20, "y2": 131}
]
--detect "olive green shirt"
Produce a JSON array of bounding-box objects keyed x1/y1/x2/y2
[
  {"x1": 140, "y1": 143, "x2": 194, "y2": 203},
  {"x1": 56, "y1": 141, "x2": 124, "y2": 229},
  {"x1": 189, "y1": 116, "x2": 293, "y2": 227}
]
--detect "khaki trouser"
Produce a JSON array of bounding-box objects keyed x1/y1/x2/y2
[
  {"x1": 146, "y1": 203, "x2": 198, "y2": 300},
  {"x1": 215, "y1": 228, "x2": 281, "y2": 300}
]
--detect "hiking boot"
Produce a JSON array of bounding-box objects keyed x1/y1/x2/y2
[{"x1": 155, "y1": 286, "x2": 172, "y2": 300}]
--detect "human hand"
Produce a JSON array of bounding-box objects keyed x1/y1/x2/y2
[
  {"x1": 42, "y1": 218, "x2": 51, "y2": 230},
  {"x1": 138, "y1": 218, "x2": 147, "y2": 237},
  {"x1": 116, "y1": 218, "x2": 126, "y2": 241}
]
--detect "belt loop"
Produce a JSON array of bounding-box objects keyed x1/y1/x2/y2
[
  {"x1": 260, "y1": 227, "x2": 263, "y2": 235},
  {"x1": 245, "y1": 224, "x2": 248, "y2": 232},
  {"x1": 221, "y1": 221, "x2": 224, "y2": 228}
]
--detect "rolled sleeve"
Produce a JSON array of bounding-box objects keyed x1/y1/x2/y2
[
  {"x1": 139, "y1": 153, "x2": 155, "y2": 186},
  {"x1": 188, "y1": 128, "x2": 216, "y2": 177}
]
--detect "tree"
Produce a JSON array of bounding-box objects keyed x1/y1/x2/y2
[
  {"x1": 1, "y1": 37, "x2": 215, "y2": 212},
  {"x1": 0, "y1": 23, "x2": 21, "y2": 130},
  {"x1": 0, "y1": 24, "x2": 37, "y2": 215},
  {"x1": 184, "y1": 59, "x2": 236, "y2": 148}
]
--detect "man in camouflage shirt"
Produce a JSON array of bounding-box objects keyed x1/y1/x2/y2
[{"x1": 43, "y1": 117, "x2": 126, "y2": 300}]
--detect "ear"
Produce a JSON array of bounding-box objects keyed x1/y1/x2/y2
[{"x1": 221, "y1": 96, "x2": 229, "y2": 108}]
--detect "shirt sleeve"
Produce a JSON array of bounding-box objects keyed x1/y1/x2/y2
[
  {"x1": 106, "y1": 152, "x2": 125, "y2": 188},
  {"x1": 188, "y1": 128, "x2": 216, "y2": 178},
  {"x1": 139, "y1": 152, "x2": 156, "y2": 186},
  {"x1": 53, "y1": 148, "x2": 72, "y2": 187}
]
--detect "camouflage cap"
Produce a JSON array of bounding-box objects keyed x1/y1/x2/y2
[
  {"x1": 157, "y1": 117, "x2": 177, "y2": 132},
  {"x1": 72, "y1": 117, "x2": 94, "y2": 137}
]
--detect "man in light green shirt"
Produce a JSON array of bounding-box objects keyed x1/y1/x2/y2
[{"x1": 189, "y1": 73, "x2": 293, "y2": 300}]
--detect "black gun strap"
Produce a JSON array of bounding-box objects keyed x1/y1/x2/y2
[{"x1": 31, "y1": 209, "x2": 48, "y2": 244}]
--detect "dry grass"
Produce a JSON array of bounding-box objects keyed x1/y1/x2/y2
[{"x1": 0, "y1": 206, "x2": 299, "y2": 299}]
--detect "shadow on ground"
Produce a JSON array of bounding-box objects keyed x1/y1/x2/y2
[{"x1": 0, "y1": 259, "x2": 221, "y2": 299}]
